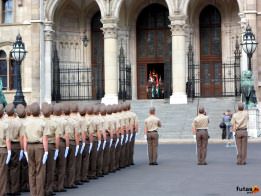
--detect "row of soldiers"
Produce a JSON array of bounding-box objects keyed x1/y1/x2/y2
[{"x1": 0, "y1": 101, "x2": 138, "y2": 196}]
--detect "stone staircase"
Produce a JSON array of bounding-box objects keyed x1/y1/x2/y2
[{"x1": 131, "y1": 97, "x2": 240, "y2": 140}]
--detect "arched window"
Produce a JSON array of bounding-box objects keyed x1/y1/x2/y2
[
  {"x1": 2, "y1": 0, "x2": 13, "y2": 23},
  {"x1": 0, "y1": 50, "x2": 7, "y2": 90},
  {"x1": 0, "y1": 50, "x2": 17, "y2": 90}
]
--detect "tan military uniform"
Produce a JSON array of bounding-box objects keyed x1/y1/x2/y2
[
  {"x1": 22, "y1": 116, "x2": 50, "y2": 196},
  {"x1": 52, "y1": 115, "x2": 67, "y2": 192},
  {"x1": 89, "y1": 114, "x2": 99, "y2": 178},
  {"x1": 5, "y1": 116, "x2": 22, "y2": 194},
  {"x1": 0, "y1": 119, "x2": 9, "y2": 196},
  {"x1": 129, "y1": 111, "x2": 138, "y2": 165},
  {"x1": 231, "y1": 111, "x2": 249, "y2": 165},
  {"x1": 192, "y1": 114, "x2": 209, "y2": 165},
  {"x1": 145, "y1": 115, "x2": 161, "y2": 164},
  {"x1": 43, "y1": 116, "x2": 61, "y2": 195}
]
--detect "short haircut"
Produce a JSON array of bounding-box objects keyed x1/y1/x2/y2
[
  {"x1": 238, "y1": 102, "x2": 244, "y2": 111},
  {"x1": 149, "y1": 107, "x2": 155, "y2": 114},
  {"x1": 198, "y1": 106, "x2": 205, "y2": 114}
]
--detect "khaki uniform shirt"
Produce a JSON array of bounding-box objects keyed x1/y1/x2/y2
[
  {"x1": 231, "y1": 111, "x2": 249, "y2": 130},
  {"x1": 43, "y1": 117, "x2": 62, "y2": 144},
  {"x1": 5, "y1": 116, "x2": 22, "y2": 143},
  {"x1": 144, "y1": 115, "x2": 161, "y2": 132},
  {"x1": 112, "y1": 113, "x2": 121, "y2": 133},
  {"x1": 84, "y1": 115, "x2": 95, "y2": 137},
  {"x1": 0, "y1": 118, "x2": 9, "y2": 147},
  {"x1": 63, "y1": 115, "x2": 77, "y2": 140},
  {"x1": 98, "y1": 115, "x2": 108, "y2": 135},
  {"x1": 22, "y1": 116, "x2": 50, "y2": 143},
  {"x1": 192, "y1": 114, "x2": 209, "y2": 130},
  {"x1": 106, "y1": 115, "x2": 116, "y2": 134},
  {"x1": 91, "y1": 115, "x2": 100, "y2": 137},
  {"x1": 52, "y1": 116, "x2": 67, "y2": 139}
]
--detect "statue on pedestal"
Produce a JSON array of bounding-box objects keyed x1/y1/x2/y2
[
  {"x1": 0, "y1": 78, "x2": 7, "y2": 107},
  {"x1": 241, "y1": 70, "x2": 257, "y2": 109}
]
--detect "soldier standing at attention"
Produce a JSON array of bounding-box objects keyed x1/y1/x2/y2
[
  {"x1": 0, "y1": 104, "x2": 9, "y2": 196},
  {"x1": 23, "y1": 102, "x2": 50, "y2": 196},
  {"x1": 144, "y1": 107, "x2": 161, "y2": 165},
  {"x1": 42, "y1": 104, "x2": 61, "y2": 196},
  {"x1": 5, "y1": 103, "x2": 23, "y2": 196},
  {"x1": 192, "y1": 106, "x2": 209, "y2": 165},
  {"x1": 231, "y1": 103, "x2": 249, "y2": 165}
]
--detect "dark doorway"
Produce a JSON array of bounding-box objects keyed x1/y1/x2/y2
[
  {"x1": 91, "y1": 11, "x2": 104, "y2": 99},
  {"x1": 136, "y1": 3, "x2": 171, "y2": 99},
  {"x1": 147, "y1": 64, "x2": 164, "y2": 99},
  {"x1": 199, "y1": 5, "x2": 222, "y2": 97}
]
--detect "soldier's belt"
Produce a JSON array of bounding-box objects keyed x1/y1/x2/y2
[
  {"x1": 196, "y1": 129, "x2": 208, "y2": 131},
  {"x1": 236, "y1": 128, "x2": 247, "y2": 131}
]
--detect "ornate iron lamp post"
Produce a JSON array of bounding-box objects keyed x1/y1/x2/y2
[
  {"x1": 241, "y1": 24, "x2": 258, "y2": 71},
  {"x1": 11, "y1": 34, "x2": 27, "y2": 106}
]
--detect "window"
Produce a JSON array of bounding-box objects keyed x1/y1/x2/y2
[
  {"x1": 2, "y1": 0, "x2": 13, "y2": 23},
  {"x1": 0, "y1": 50, "x2": 17, "y2": 90}
]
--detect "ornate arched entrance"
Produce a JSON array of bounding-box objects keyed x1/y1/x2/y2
[
  {"x1": 200, "y1": 5, "x2": 222, "y2": 97},
  {"x1": 136, "y1": 3, "x2": 171, "y2": 99}
]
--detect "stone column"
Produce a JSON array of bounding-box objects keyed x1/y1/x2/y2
[
  {"x1": 169, "y1": 16, "x2": 187, "y2": 104},
  {"x1": 101, "y1": 18, "x2": 118, "y2": 105},
  {"x1": 43, "y1": 21, "x2": 54, "y2": 103}
]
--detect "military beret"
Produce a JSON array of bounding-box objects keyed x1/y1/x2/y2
[
  {"x1": 5, "y1": 103, "x2": 15, "y2": 116},
  {"x1": 31, "y1": 102, "x2": 40, "y2": 116},
  {"x1": 16, "y1": 104, "x2": 26, "y2": 118}
]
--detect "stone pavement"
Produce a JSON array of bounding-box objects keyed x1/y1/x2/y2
[{"x1": 22, "y1": 143, "x2": 261, "y2": 196}]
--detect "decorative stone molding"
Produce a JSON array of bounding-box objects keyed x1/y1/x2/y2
[
  {"x1": 101, "y1": 18, "x2": 118, "y2": 39},
  {"x1": 169, "y1": 15, "x2": 187, "y2": 36},
  {"x1": 44, "y1": 21, "x2": 54, "y2": 41}
]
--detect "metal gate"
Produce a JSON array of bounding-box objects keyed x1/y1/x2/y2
[
  {"x1": 52, "y1": 46, "x2": 104, "y2": 102},
  {"x1": 118, "y1": 43, "x2": 131, "y2": 101},
  {"x1": 187, "y1": 37, "x2": 241, "y2": 99}
]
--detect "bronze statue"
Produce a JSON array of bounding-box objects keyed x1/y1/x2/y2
[
  {"x1": 241, "y1": 70, "x2": 257, "y2": 109},
  {"x1": 0, "y1": 78, "x2": 7, "y2": 107}
]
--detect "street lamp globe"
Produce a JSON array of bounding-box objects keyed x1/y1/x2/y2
[
  {"x1": 11, "y1": 33, "x2": 27, "y2": 106},
  {"x1": 241, "y1": 24, "x2": 258, "y2": 71},
  {"x1": 82, "y1": 32, "x2": 89, "y2": 48},
  {"x1": 11, "y1": 33, "x2": 27, "y2": 62}
]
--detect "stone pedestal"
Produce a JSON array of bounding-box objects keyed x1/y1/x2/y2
[{"x1": 247, "y1": 108, "x2": 259, "y2": 138}]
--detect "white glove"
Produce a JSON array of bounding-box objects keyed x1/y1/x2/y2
[
  {"x1": 125, "y1": 135, "x2": 129, "y2": 143},
  {"x1": 89, "y1": 143, "x2": 93, "y2": 154},
  {"x1": 144, "y1": 134, "x2": 147, "y2": 140},
  {"x1": 24, "y1": 151, "x2": 29, "y2": 162},
  {"x1": 102, "y1": 141, "x2": 106, "y2": 150},
  {"x1": 6, "y1": 150, "x2": 11, "y2": 165},
  {"x1": 97, "y1": 140, "x2": 101, "y2": 151},
  {"x1": 42, "y1": 151, "x2": 48, "y2": 165},
  {"x1": 80, "y1": 143, "x2": 85, "y2": 154},
  {"x1": 54, "y1": 149, "x2": 59, "y2": 160},
  {"x1": 64, "y1": 147, "x2": 69, "y2": 158},
  {"x1": 193, "y1": 135, "x2": 196, "y2": 142},
  {"x1": 121, "y1": 135, "x2": 124, "y2": 145},
  {"x1": 115, "y1": 138, "x2": 119, "y2": 149},
  {"x1": 129, "y1": 133, "x2": 133, "y2": 141},
  {"x1": 109, "y1": 139, "x2": 113, "y2": 148},
  {"x1": 75, "y1": 145, "x2": 79, "y2": 157},
  {"x1": 19, "y1": 150, "x2": 24, "y2": 161}
]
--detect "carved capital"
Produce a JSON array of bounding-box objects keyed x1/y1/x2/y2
[
  {"x1": 44, "y1": 21, "x2": 54, "y2": 41},
  {"x1": 169, "y1": 15, "x2": 187, "y2": 36},
  {"x1": 101, "y1": 18, "x2": 118, "y2": 39}
]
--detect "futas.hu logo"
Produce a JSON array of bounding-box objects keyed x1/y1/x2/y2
[{"x1": 236, "y1": 185, "x2": 260, "y2": 194}]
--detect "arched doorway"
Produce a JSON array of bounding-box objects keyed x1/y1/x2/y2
[
  {"x1": 200, "y1": 5, "x2": 222, "y2": 97},
  {"x1": 136, "y1": 3, "x2": 171, "y2": 99},
  {"x1": 91, "y1": 11, "x2": 104, "y2": 99}
]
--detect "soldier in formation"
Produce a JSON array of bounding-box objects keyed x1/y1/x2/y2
[{"x1": 0, "y1": 102, "x2": 138, "y2": 196}]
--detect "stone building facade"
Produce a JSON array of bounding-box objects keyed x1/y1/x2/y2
[{"x1": 0, "y1": 0, "x2": 260, "y2": 105}]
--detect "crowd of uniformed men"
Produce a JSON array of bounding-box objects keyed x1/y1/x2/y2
[{"x1": 0, "y1": 102, "x2": 138, "y2": 196}]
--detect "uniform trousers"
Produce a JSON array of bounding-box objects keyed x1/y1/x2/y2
[
  {"x1": 81, "y1": 142, "x2": 90, "y2": 181},
  {"x1": 147, "y1": 131, "x2": 159, "y2": 164},
  {"x1": 88, "y1": 138, "x2": 98, "y2": 178},
  {"x1": 129, "y1": 132, "x2": 136, "y2": 165},
  {"x1": 28, "y1": 143, "x2": 46, "y2": 196},
  {"x1": 54, "y1": 140, "x2": 66, "y2": 191},
  {"x1": 0, "y1": 147, "x2": 8, "y2": 196},
  {"x1": 119, "y1": 133, "x2": 126, "y2": 168},
  {"x1": 7, "y1": 142, "x2": 20, "y2": 194},
  {"x1": 75, "y1": 141, "x2": 82, "y2": 184},
  {"x1": 115, "y1": 138, "x2": 121, "y2": 170},
  {"x1": 235, "y1": 129, "x2": 248, "y2": 164},
  {"x1": 124, "y1": 131, "x2": 130, "y2": 166},
  {"x1": 196, "y1": 129, "x2": 208, "y2": 164},
  {"x1": 102, "y1": 138, "x2": 110, "y2": 174},
  {"x1": 109, "y1": 134, "x2": 117, "y2": 172},
  {"x1": 20, "y1": 154, "x2": 29, "y2": 192},
  {"x1": 64, "y1": 140, "x2": 76, "y2": 188},
  {"x1": 45, "y1": 143, "x2": 55, "y2": 195},
  {"x1": 97, "y1": 140, "x2": 104, "y2": 176}
]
